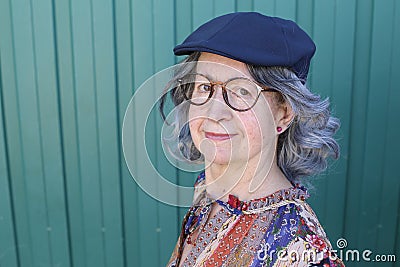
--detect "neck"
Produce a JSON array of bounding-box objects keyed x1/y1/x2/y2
[{"x1": 204, "y1": 154, "x2": 292, "y2": 202}]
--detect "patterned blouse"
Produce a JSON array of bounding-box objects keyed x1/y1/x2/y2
[{"x1": 167, "y1": 172, "x2": 345, "y2": 267}]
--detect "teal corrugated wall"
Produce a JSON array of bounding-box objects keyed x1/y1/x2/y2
[{"x1": 0, "y1": 0, "x2": 399, "y2": 266}]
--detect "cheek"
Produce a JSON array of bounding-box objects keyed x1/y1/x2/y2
[
  {"x1": 239, "y1": 106, "x2": 277, "y2": 150},
  {"x1": 242, "y1": 116, "x2": 262, "y2": 143},
  {"x1": 236, "y1": 114, "x2": 263, "y2": 155}
]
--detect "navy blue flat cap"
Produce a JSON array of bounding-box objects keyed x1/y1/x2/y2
[{"x1": 174, "y1": 12, "x2": 316, "y2": 81}]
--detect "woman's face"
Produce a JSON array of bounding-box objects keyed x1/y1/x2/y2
[{"x1": 188, "y1": 52, "x2": 281, "y2": 166}]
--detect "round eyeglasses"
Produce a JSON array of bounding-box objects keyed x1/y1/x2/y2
[{"x1": 178, "y1": 73, "x2": 277, "y2": 112}]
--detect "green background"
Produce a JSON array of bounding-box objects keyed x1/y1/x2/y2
[{"x1": 0, "y1": 0, "x2": 399, "y2": 266}]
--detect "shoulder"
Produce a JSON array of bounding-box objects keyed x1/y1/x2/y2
[{"x1": 268, "y1": 201, "x2": 345, "y2": 266}]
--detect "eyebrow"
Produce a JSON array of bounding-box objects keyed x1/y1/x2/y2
[
  {"x1": 194, "y1": 72, "x2": 213, "y2": 80},
  {"x1": 194, "y1": 72, "x2": 249, "y2": 82}
]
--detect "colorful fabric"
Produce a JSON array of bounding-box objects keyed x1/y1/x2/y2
[{"x1": 167, "y1": 172, "x2": 345, "y2": 267}]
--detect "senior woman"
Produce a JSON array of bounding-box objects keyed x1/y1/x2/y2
[{"x1": 161, "y1": 12, "x2": 344, "y2": 267}]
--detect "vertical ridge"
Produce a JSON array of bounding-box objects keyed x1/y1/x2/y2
[
  {"x1": 50, "y1": 0, "x2": 74, "y2": 264},
  {"x1": 110, "y1": 0, "x2": 126, "y2": 265},
  {"x1": 0, "y1": 49, "x2": 20, "y2": 267}
]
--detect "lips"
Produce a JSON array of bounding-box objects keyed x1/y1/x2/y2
[{"x1": 205, "y1": 131, "x2": 236, "y2": 141}]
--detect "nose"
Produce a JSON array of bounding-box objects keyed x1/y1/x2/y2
[{"x1": 205, "y1": 85, "x2": 233, "y2": 121}]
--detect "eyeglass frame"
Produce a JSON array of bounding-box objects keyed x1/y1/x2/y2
[{"x1": 178, "y1": 73, "x2": 278, "y2": 112}]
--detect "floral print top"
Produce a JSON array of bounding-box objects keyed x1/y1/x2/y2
[{"x1": 167, "y1": 172, "x2": 345, "y2": 267}]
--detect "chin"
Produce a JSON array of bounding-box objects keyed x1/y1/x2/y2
[{"x1": 207, "y1": 149, "x2": 247, "y2": 166}]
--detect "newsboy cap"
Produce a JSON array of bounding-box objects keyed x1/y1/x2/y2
[{"x1": 174, "y1": 12, "x2": 316, "y2": 81}]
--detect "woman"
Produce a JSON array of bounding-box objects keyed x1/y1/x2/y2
[{"x1": 161, "y1": 12, "x2": 345, "y2": 267}]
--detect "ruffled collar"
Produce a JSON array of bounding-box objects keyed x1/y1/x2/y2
[{"x1": 191, "y1": 171, "x2": 309, "y2": 215}]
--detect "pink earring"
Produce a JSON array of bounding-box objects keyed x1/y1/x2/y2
[{"x1": 277, "y1": 127, "x2": 282, "y2": 132}]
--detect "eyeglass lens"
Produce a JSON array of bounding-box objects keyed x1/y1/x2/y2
[{"x1": 183, "y1": 73, "x2": 260, "y2": 110}]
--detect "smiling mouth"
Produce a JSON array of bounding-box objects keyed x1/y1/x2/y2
[{"x1": 205, "y1": 132, "x2": 236, "y2": 141}]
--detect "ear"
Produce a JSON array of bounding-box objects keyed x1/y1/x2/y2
[{"x1": 276, "y1": 101, "x2": 294, "y2": 134}]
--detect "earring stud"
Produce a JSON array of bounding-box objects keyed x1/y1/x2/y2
[{"x1": 277, "y1": 127, "x2": 282, "y2": 132}]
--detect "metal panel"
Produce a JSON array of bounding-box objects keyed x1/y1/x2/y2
[
  {"x1": 0, "y1": 51, "x2": 19, "y2": 267},
  {"x1": 0, "y1": 0, "x2": 399, "y2": 266}
]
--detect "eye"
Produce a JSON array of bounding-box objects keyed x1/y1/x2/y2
[
  {"x1": 226, "y1": 78, "x2": 257, "y2": 99},
  {"x1": 197, "y1": 83, "x2": 212, "y2": 92},
  {"x1": 238, "y1": 88, "x2": 250, "y2": 96},
  {"x1": 230, "y1": 86, "x2": 253, "y2": 98}
]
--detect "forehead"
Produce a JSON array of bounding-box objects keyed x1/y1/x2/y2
[{"x1": 196, "y1": 52, "x2": 251, "y2": 80}]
